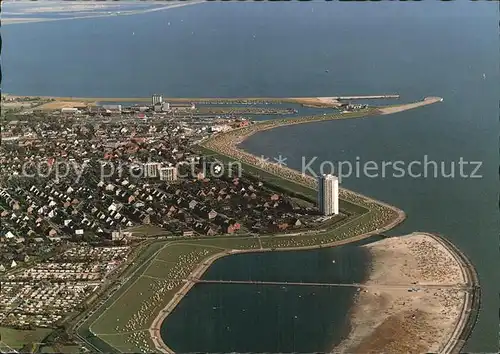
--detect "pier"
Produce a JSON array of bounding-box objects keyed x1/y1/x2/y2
[{"x1": 191, "y1": 278, "x2": 472, "y2": 291}]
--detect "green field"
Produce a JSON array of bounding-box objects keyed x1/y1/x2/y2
[
  {"x1": 40, "y1": 344, "x2": 82, "y2": 353},
  {"x1": 77, "y1": 237, "x2": 263, "y2": 352},
  {"x1": 154, "y1": 244, "x2": 221, "y2": 263},
  {"x1": 77, "y1": 156, "x2": 387, "y2": 353},
  {"x1": 191, "y1": 237, "x2": 260, "y2": 250},
  {"x1": 85, "y1": 242, "x2": 229, "y2": 352}
]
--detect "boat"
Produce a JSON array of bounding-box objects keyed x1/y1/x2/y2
[{"x1": 325, "y1": 69, "x2": 329, "y2": 73}]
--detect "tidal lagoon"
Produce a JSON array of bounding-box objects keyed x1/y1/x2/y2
[
  {"x1": 2, "y1": 1, "x2": 498, "y2": 351},
  {"x1": 161, "y1": 239, "x2": 374, "y2": 353}
]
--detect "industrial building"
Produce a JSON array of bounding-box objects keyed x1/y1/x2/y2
[
  {"x1": 317, "y1": 174, "x2": 339, "y2": 215},
  {"x1": 159, "y1": 166, "x2": 178, "y2": 182},
  {"x1": 152, "y1": 94, "x2": 163, "y2": 106}
]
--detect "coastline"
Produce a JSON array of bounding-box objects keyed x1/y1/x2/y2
[{"x1": 334, "y1": 232, "x2": 478, "y2": 354}]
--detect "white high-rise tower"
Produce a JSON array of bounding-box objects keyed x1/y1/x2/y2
[
  {"x1": 318, "y1": 174, "x2": 339, "y2": 216},
  {"x1": 152, "y1": 94, "x2": 163, "y2": 106}
]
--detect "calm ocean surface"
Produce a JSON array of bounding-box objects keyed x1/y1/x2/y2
[{"x1": 2, "y1": 2, "x2": 498, "y2": 352}]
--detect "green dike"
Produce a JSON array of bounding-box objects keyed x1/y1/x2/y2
[
  {"x1": 76, "y1": 241, "x2": 168, "y2": 353},
  {"x1": 0, "y1": 327, "x2": 53, "y2": 351}
]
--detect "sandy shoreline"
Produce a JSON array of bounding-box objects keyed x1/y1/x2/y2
[
  {"x1": 334, "y1": 232, "x2": 473, "y2": 353},
  {"x1": 2, "y1": 1, "x2": 205, "y2": 26}
]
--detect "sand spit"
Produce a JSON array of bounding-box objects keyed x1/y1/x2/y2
[{"x1": 334, "y1": 232, "x2": 471, "y2": 354}]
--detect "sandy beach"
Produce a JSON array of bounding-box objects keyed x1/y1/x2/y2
[{"x1": 334, "y1": 232, "x2": 471, "y2": 354}]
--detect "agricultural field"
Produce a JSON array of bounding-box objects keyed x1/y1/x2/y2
[
  {"x1": 86, "y1": 243, "x2": 227, "y2": 351},
  {"x1": 78, "y1": 205, "x2": 398, "y2": 353}
]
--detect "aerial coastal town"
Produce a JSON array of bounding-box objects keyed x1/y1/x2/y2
[
  {"x1": 0, "y1": 93, "x2": 478, "y2": 354},
  {"x1": 0, "y1": 93, "x2": 342, "y2": 352}
]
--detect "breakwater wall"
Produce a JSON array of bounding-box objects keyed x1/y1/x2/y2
[{"x1": 432, "y1": 233, "x2": 481, "y2": 354}]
